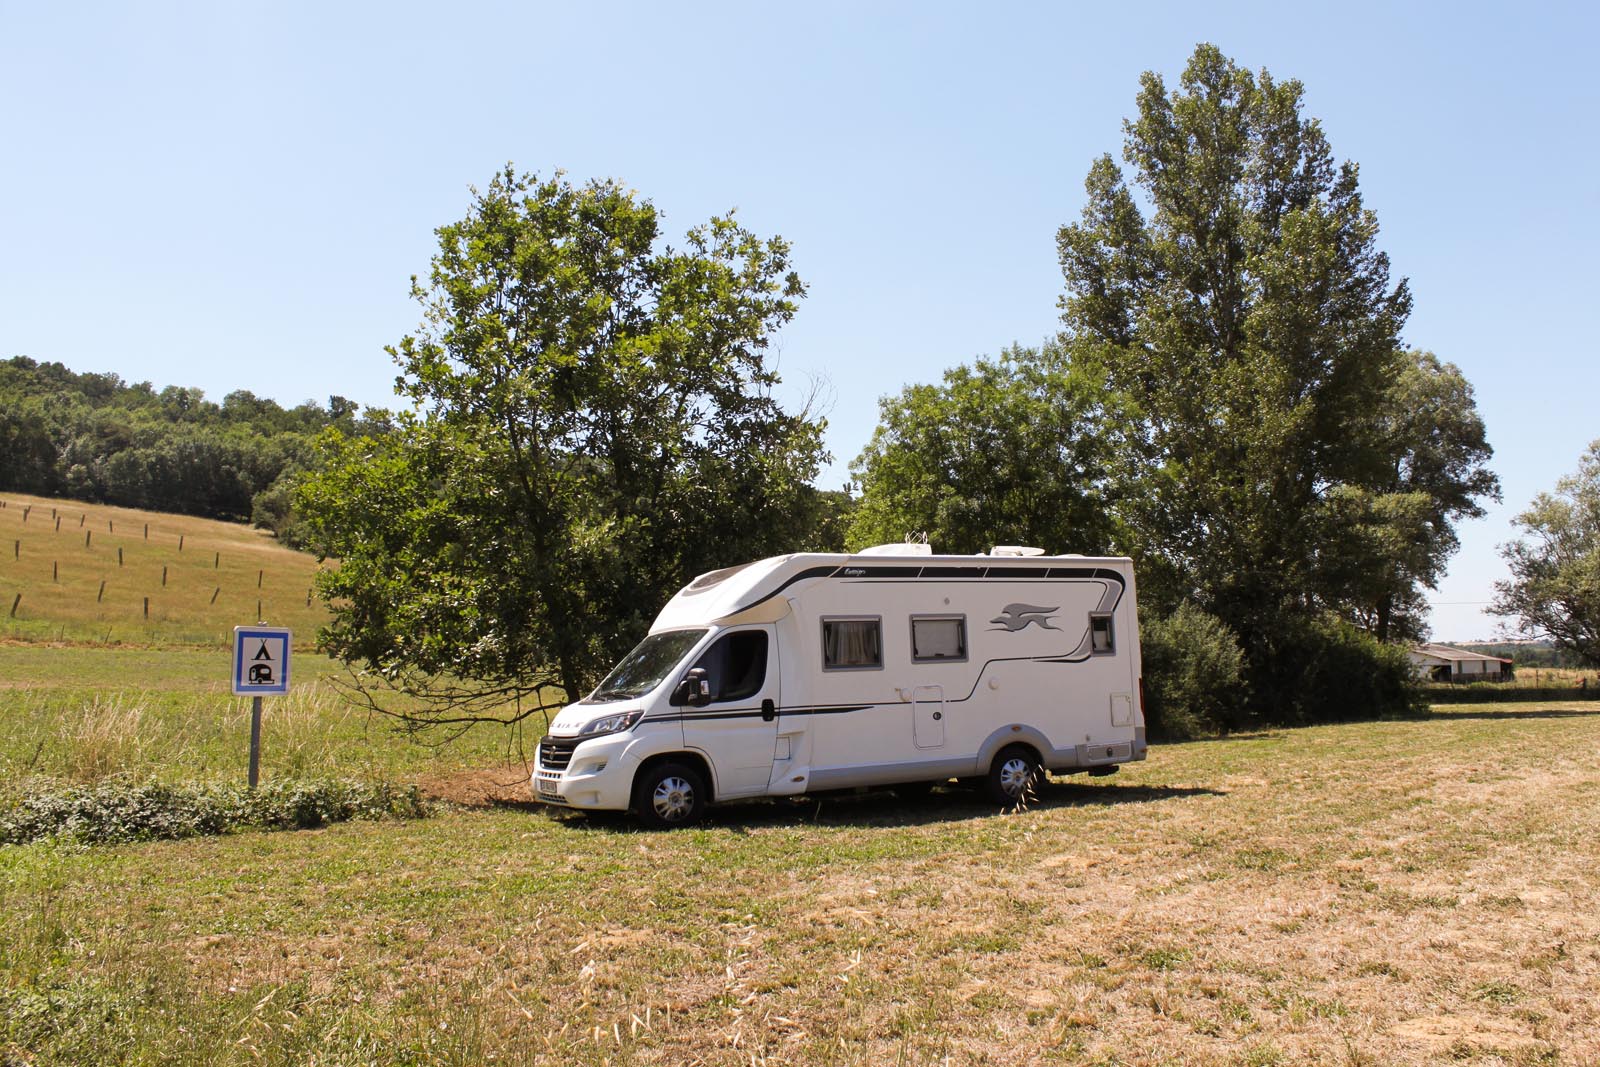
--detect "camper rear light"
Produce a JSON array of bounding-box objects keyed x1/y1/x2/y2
[{"x1": 579, "y1": 709, "x2": 644, "y2": 737}]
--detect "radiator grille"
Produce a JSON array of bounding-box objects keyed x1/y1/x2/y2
[{"x1": 538, "y1": 735, "x2": 581, "y2": 771}]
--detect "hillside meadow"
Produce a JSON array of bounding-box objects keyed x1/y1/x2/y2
[{"x1": 0, "y1": 493, "x2": 329, "y2": 646}]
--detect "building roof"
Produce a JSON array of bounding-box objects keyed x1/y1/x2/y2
[{"x1": 1410, "y1": 643, "x2": 1513, "y2": 665}]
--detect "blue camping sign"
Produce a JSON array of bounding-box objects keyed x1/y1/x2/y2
[{"x1": 232, "y1": 626, "x2": 291, "y2": 696}]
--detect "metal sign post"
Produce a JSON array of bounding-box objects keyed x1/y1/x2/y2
[
  {"x1": 232, "y1": 626, "x2": 292, "y2": 788},
  {"x1": 249, "y1": 696, "x2": 264, "y2": 788}
]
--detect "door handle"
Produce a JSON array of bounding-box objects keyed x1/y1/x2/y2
[
  {"x1": 761, "y1": 699, "x2": 776, "y2": 722},
  {"x1": 932, "y1": 711, "x2": 942, "y2": 720}
]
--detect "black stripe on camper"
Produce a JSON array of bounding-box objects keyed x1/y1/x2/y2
[{"x1": 677, "y1": 704, "x2": 872, "y2": 722}]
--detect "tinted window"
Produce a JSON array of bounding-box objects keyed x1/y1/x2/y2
[
  {"x1": 822, "y1": 618, "x2": 882, "y2": 670},
  {"x1": 1090, "y1": 614, "x2": 1114, "y2": 654},
  {"x1": 911, "y1": 616, "x2": 966, "y2": 661},
  {"x1": 693, "y1": 630, "x2": 769, "y2": 702}
]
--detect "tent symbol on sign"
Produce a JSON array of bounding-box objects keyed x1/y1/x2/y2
[{"x1": 248, "y1": 641, "x2": 274, "y2": 685}]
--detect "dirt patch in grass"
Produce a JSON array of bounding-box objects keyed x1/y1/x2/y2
[{"x1": 417, "y1": 766, "x2": 535, "y2": 807}]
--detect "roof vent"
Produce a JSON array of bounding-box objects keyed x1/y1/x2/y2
[
  {"x1": 858, "y1": 543, "x2": 935, "y2": 556},
  {"x1": 990, "y1": 545, "x2": 1046, "y2": 557}
]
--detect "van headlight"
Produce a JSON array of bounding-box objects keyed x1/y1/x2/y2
[{"x1": 579, "y1": 710, "x2": 644, "y2": 737}]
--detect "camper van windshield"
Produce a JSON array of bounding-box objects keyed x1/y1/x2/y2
[{"x1": 587, "y1": 629, "x2": 709, "y2": 703}]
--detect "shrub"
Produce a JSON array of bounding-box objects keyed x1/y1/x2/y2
[
  {"x1": 250, "y1": 474, "x2": 309, "y2": 547},
  {"x1": 1250, "y1": 615, "x2": 1425, "y2": 726},
  {"x1": 1139, "y1": 602, "x2": 1248, "y2": 739},
  {"x1": 0, "y1": 779, "x2": 428, "y2": 846}
]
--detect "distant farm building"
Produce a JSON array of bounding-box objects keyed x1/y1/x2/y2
[{"x1": 1408, "y1": 644, "x2": 1514, "y2": 682}]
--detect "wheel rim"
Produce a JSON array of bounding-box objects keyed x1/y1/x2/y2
[
  {"x1": 651, "y1": 775, "x2": 695, "y2": 822},
  {"x1": 999, "y1": 757, "x2": 1034, "y2": 798}
]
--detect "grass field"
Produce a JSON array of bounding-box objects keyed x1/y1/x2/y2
[
  {"x1": 0, "y1": 493, "x2": 329, "y2": 646},
  {"x1": 4, "y1": 692, "x2": 1599, "y2": 1064}
]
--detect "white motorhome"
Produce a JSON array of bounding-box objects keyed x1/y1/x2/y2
[{"x1": 534, "y1": 544, "x2": 1145, "y2": 826}]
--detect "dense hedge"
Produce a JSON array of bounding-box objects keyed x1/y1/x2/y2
[
  {"x1": 0, "y1": 779, "x2": 428, "y2": 846},
  {"x1": 1140, "y1": 606, "x2": 1428, "y2": 739}
]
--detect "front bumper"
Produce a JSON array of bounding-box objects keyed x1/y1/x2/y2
[{"x1": 533, "y1": 731, "x2": 639, "y2": 811}]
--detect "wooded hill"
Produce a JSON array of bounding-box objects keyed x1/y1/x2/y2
[{"x1": 0, "y1": 356, "x2": 391, "y2": 533}]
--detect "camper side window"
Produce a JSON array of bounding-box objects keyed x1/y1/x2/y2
[
  {"x1": 822, "y1": 618, "x2": 882, "y2": 670},
  {"x1": 692, "y1": 630, "x2": 769, "y2": 702},
  {"x1": 911, "y1": 616, "x2": 966, "y2": 662},
  {"x1": 1089, "y1": 613, "x2": 1114, "y2": 654}
]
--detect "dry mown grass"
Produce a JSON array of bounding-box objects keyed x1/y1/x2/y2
[{"x1": 4, "y1": 702, "x2": 1599, "y2": 1065}]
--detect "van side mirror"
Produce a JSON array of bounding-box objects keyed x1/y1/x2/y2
[{"x1": 672, "y1": 667, "x2": 713, "y2": 707}]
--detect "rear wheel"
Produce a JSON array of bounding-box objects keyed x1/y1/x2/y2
[
  {"x1": 633, "y1": 762, "x2": 708, "y2": 829},
  {"x1": 984, "y1": 746, "x2": 1042, "y2": 807}
]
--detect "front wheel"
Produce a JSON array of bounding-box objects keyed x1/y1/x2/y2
[
  {"x1": 633, "y1": 762, "x2": 708, "y2": 829},
  {"x1": 984, "y1": 746, "x2": 1042, "y2": 807}
]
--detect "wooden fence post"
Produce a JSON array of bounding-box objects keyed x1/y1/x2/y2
[
  {"x1": 97, "y1": 580, "x2": 106, "y2": 602},
  {"x1": 118, "y1": 547, "x2": 123, "y2": 566},
  {"x1": 179, "y1": 534, "x2": 184, "y2": 551},
  {"x1": 257, "y1": 569, "x2": 263, "y2": 588},
  {"x1": 52, "y1": 561, "x2": 57, "y2": 582},
  {"x1": 85, "y1": 530, "x2": 91, "y2": 548},
  {"x1": 162, "y1": 565, "x2": 168, "y2": 587},
  {"x1": 9, "y1": 593, "x2": 19, "y2": 617},
  {"x1": 210, "y1": 587, "x2": 220, "y2": 605},
  {"x1": 143, "y1": 597, "x2": 149, "y2": 619}
]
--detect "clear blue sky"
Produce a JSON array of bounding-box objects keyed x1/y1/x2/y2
[{"x1": 3, "y1": 1, "x2": 1596, "y2": 641}]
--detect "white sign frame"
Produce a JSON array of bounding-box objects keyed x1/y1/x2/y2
[{"x1": 233, "y1": 626, "x2": 292, "y2": 696}]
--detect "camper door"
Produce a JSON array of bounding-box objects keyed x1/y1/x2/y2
[{"x1": 681, "y1": 625, "x2": 780, "y2": 798}]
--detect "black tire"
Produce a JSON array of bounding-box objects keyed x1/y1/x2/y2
[
  {"x1": 984, "y1": 745, "x2": 1042, "y2": 807},
  {"x1": 633, "y1": 761, "x2": 708, "y2": 829}
]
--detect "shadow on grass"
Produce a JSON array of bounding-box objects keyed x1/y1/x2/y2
[
  {"x1": 549, "y1": 779, "x2": 1227, "y2": 833},
  {"x1": 1428, "y1": 707, "x2": 1600, "y2": 721}
]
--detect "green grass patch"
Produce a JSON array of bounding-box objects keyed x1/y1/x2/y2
[{"x1": 0, "y1": 647, "x2": 531, "y2": 789}]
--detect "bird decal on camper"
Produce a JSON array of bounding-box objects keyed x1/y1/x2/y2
[{"x1": 989, "y1": 603, "x2": 1060, "y2": 631}]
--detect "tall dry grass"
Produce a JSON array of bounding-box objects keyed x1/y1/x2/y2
[{"x1": 56, "y1": 695, "x2": 152, "y2": 783}]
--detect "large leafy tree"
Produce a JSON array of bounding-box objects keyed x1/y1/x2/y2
[
  {"x1": 297, "y1": 168, "x2": 828, "y2": 724},
  {"x1": 1492, "y1": 441, "x2": 1600, "y2": 665},
  {"x1": 1312, "y1": 350, "x2": 1498, "y2": 640},
  {"x1": 1057, "y1": 46, "x2": 1495, "y2": 673},
  {"x1": 848, "y1": 342, "x2": 1118, "y2": 554}
]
